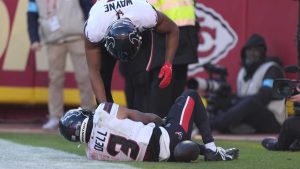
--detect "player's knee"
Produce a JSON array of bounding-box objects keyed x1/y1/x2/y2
[{"x1": 184, "y1": 89, "x2": 199, "y2": 100}]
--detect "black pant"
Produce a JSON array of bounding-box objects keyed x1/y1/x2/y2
[
  {"x1": 163, "y1": 90, "x2": 214, "y2": 161},
  {"x1": 119, "y1": 30, "x2": 152, "y2": 110},
  {"x1": 211, "y1": 96, "x2": 281, "y2": 133},
  {"x1": 123, "y1": 71, "x2": 149, "y2": 112},
  {"x1": 147, "y1": 64, "x2": 188, "y2": 118},
  {"x1": 277, "y1": 116, "x2": 300, "y2": 150}
]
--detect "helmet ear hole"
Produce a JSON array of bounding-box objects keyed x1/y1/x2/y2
[{"x1": 105, "y1": 18, "x2": 142, "y2": 62}]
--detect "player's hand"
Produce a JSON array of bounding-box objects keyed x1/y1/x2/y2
[
  {"x1": 289, "y1": 87, "x2": 300, "y2": 103},
  {"x1": 158, "y1": 61, "x2": 172, "y2": 88}
]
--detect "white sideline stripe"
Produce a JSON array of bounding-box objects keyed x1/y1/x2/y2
[
  {"x1": 179, "y1": 96, "x2": 190, "y2": 126},
  {"x1": 0, "y1": 139, "x2": 138, "y2": 169}
]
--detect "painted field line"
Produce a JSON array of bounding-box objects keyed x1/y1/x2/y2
[{"x1": 0, "y1": 139, "x2": 138, "y2": 169}]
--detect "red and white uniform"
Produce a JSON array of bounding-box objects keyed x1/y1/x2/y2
[
  {"x1": 84, "y1": 0, "x2": 158, "y2": 43},
  {"x1": 87, "y1": 103, "x2": 157, "y2": 161}
]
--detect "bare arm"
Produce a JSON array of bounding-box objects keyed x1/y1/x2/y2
[
  {"x1": 85, "y1": 39, "x2": 107, "y2": 103},
  {"x1": 154, "y1": 11, "x2": 179, "y2": 63},
  {"x1": 117, "y1": 105, "x2": 163, "y2": 125}
]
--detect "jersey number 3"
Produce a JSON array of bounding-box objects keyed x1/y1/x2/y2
[{"x1": 107, "y1": 134, "x2": 140, "y2": 160}]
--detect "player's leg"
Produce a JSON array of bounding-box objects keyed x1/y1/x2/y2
[
  {"x1": 148, "y1": 67, "x2": 173, "y2": 118},
  {"x1": 165, "y1": 89, "x2": 239, "y2": 161},
  {"x1": 184, "y1": 90, "x2": 239, "y2": 160},
  {"x1": 163, "y1": 90, "x2": 198, "y2": 161},
  {"x1": 186, "y1": 90, "x2": 214, "y2": 144},
  {"x1": 178, "y1": 90, "x2": 240, "y2": 161}
]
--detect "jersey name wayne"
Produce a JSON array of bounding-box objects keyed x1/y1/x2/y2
[
  {"x1": 94, "y1": 130, "x2": 108, "y2": 152},
  {"x1": 104, "y1": 0, "x2": 133, "y2": 12}
]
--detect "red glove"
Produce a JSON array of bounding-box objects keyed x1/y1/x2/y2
[{"x1": 159, "y1": 61, "x2": 172, "y2": 88}]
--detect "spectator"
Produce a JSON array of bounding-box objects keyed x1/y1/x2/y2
[
  {"x1": 59, "y1": 90, "x2": 239, "y2": 162},
  {"x1": 84, "y1": 0, "x2": 179, "y2": 104},
  {"x1": 262, "y1": 87, "x2": 300, "y2": 151},
  {"x1": 27, "y1": 0, "x2": 95, "y2": 130},
  {"x1": 210, "y1": 33, "x2": 286, "y2": 134}
]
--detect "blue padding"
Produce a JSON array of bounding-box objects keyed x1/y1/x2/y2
[
  {"x1": 28, "y1": 1, "x2": 38, "y2": 12},
  {"x1": 263, "y1": 79, "x2": 274, "y2": 88}
]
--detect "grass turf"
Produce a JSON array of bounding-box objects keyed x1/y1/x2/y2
[{"x1": 0, "y1": 132, "x2": 299, "y2": 169}]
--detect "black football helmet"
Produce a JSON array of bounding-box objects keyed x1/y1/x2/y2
[
  {"x1": 105, "y1": 18, "x2": 142, "y2": 62},
  {"x1": 59, "y1": 108, "x2": 93, "y2": 143}
]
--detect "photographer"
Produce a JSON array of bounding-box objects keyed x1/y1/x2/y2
[
  {"x1": 210, "y1": 33, "x2": 286, "y2": 134},
  {"x1": 262, "y1": 80, "x2": 300, "y2": 151}
]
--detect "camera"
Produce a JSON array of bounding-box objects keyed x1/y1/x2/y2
[
  {"x1": 273, "y1": 65, "x2": 300, "y2": 98},
  {"x1": 187, "y1": 63, "x2": 229, "y2": 92},
  {"x1": 273, "y1": 79, "x2": 300, "y2": 98},
  {"x1": 187, "y1": 77, "x2": 224, "y2": 92},
  {"x1": 187, "y1": 63, "x2": 234, "y2": 114},
  {"x1": 272, "y1": 65, "x2": 300, "y2": 116}
]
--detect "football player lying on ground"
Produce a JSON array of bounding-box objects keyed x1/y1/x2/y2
[{"x1": 59, "y1": 90, "x2": 239, "y2": 162}]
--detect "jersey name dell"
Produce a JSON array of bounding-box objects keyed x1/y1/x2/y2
[
  {"x1": 104, "y1": 0, "x2": 133, "y2": 12},
  {"x1": 94, "y1": 130, "x2": 108, "y2": 152}
]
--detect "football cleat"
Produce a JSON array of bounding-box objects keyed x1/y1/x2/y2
[
  {"x1": 261, "y1": 137, "x2": 279, "y2": 151},
  {"x1": 204, "y1": 147, "x2": 239, "y2": 161}
]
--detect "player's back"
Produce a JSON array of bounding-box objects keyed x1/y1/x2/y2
[
  {"x1": 87, "y1": 102, "x2": 155, "y2": 161},
  {"x1": 85, "y1": 0, "x2": 157, "y2": 43}
]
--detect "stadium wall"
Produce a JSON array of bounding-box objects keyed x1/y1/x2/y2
[{"x1": 0, "y1": 0, "x2": 298, "y2": 108}]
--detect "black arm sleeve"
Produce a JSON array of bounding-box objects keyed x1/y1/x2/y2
[
  {"x1": 79, "y1": 0, "x2": 93, "y2": 20},
  {"x1": 252, "y1": 65, "x2": 284, "y2": 104},
  {"x1": 27, "y1": 11, "x2": 40, "y2": 43}
]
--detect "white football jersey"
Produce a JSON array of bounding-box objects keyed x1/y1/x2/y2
[
  {"x1": 87, "y1": 102, "x2": 156, "y2": 161},
  {"x1": 84, "y1": 0, "x2": 158, "y2": 43}
]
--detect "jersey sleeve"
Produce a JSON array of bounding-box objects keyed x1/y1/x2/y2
[
  {"x1": 133, "y1": 0, "x2": 158, "y2": 31},
  {"x1": 94, "y1": 102, "x2": 119, "y2": 125},
  {"x1": 142, "y1": 4, "x2": 158, "y2": 29}
]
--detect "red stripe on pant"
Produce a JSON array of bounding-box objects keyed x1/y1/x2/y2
[{"x1": 179, "y1": 96, "x2": 195, "y2": 132}]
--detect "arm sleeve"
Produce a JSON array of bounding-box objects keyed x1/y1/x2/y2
[
  {"x1": 79, "y1": 0, "x2": 93, "y2": 20},
  {"x1": 27, "y1": 0, "x2": 40, "y2": 43},
  {"x1": 253, "y1": 65, "x2": 285, "y2": 104}
]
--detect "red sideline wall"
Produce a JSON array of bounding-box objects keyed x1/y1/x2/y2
[
  {"x1": 192, "y1": 0, "x2": 298, "y2": 90},
  {"x1": 0, "y1": 0, "x2": 125, "y2": 105},
  {"x1": 0, "y1": 0, "x2": 298, "y2": 107}
]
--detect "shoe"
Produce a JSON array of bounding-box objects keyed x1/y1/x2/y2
[
  {"x1": 289, "y1": 139, "x2": 300, "y2": 151},
  {"x1": 42, "y1": 117, "x2": 59, "y2": 130},
  {"x1": 204, "y1": 147, "x2": 239, "y2": 161},
  {"x1": 261, "y1": 137, "x2": 279, "y2": 151}
]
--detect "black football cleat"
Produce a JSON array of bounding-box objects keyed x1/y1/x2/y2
[
  {"x1": 289, "y1": 139, "x2": 300, "y2": 151},
  {"x1": 204, "y1": 147, "x2": 239, "y2": 161},
  {"x1": 261, "y1": 138, "x2": 279, "y2": 151}
]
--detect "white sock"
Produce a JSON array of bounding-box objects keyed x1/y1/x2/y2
[{"x1": 205, "y1": 142, "x2": 217, "y2": 152}]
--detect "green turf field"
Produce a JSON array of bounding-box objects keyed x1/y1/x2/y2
[{"x1": 0, "y1": 132, "x2": 299, "y2": 169}]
